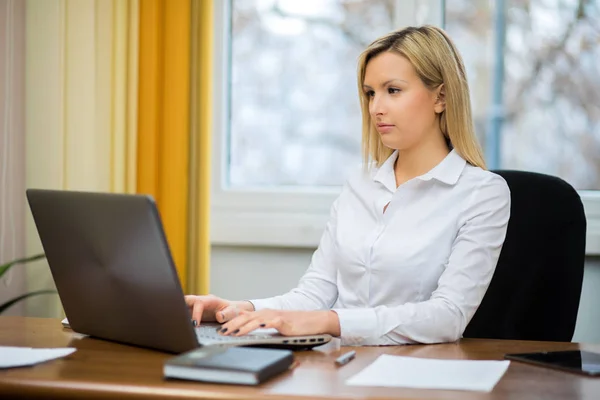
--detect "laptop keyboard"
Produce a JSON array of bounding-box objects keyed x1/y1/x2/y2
[{"x1": 195, "y1": 325, "x2": 277, "y2": 342}]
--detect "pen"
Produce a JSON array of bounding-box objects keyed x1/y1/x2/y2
[{"x1": 335, "y1": 350, "x2": 356, "y2": 366}]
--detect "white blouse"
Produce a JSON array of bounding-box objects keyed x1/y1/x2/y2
[{"x1": 251, "y1": 149, "x2": 511, "y2": 345}]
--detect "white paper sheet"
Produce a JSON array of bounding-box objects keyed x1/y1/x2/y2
[
  {"x1": 0, "y1": 346, "x2": 76, "y2": 369},
  {"x1": 346, "y1": 355, "x2": 510, "y2": 392}
]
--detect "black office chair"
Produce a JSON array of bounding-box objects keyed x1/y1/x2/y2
[{"x1": 463, "y1": 170, "x2": 587, "y2": 342}]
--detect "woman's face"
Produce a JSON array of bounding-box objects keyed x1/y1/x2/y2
[{"x1": 363, "y1": 52, "x2": 443, "y2": 151}]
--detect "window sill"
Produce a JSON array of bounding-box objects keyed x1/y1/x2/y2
[{"x1": 211, "y1": 192, "x2": 600, "y2": 256}]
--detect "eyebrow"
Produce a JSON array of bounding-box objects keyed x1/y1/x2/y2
[{"x1": 362, "y1": 79, "x2": 408, "y2": 90}]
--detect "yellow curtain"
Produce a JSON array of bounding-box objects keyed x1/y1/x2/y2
[
  {"x1": 137, "y1": 0, "x2": 191, "y2": 289},
  {"x1": 188, "y1": 0, "x2": 212, "y2": 295},
  {"x1": 26, "y1": 0, "x2": 206, "y2": 316}
]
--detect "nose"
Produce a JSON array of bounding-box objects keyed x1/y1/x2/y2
[{"x1": 369, "y1": 94, "x2": 385, "y2": 117}]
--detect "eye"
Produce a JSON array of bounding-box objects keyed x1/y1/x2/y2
[
  {"x1": 364, "y1": 90, "x2": 375, "y2": 98},
  {"x1": 388, "y1": 87, "x2": 401, "y2": 94}
]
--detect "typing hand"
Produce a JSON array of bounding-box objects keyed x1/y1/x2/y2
[
  {"x1": 185, "y1": 295, "x2": 254, "y2": 326},
  {"x1": 218, "y1": 309, "x2": 340, "y2": 337}
]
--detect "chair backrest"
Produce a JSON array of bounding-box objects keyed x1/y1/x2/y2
[{"x1": 463, "y1": 170, "x2": 586, "y2": 342}]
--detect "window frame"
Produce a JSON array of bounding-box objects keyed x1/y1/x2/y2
[{"x1": 210, "y1": 0, "x2": 600, "y2": 255}]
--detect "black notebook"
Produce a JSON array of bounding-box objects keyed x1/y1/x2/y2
[{"x1": 163, "y1": 346, "x2": 294, "y2": 385}]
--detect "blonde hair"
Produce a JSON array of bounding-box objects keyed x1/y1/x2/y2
[{"x1": 358, "y1": 25, "x2": 486, "y2": 169}]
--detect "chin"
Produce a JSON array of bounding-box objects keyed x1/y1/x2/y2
[{"x1": 380, "y1": 137, "x2": 409, "y2": 151}]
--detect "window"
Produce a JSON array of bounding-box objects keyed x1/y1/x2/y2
[
  {"x1": 228, "y1": 0, "x2": 394, "y2": 188},
  {"x1": 211, "y1": 0, "x2": 599, "y2": 253},
  {"x1": 212, "y1": 0, "x2": 427, "y2": 246},
  {"x1": 445, "y1": 0, "x2": 600, "y2": 253},
  {"x1": 446, "y1": 0, "x2": 600, "y2": 190}
]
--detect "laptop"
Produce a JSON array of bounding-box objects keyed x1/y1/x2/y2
[{"x1": 26, "y1": 189, "x2": 332, "y2": 353}]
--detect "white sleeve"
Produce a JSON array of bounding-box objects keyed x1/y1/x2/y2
[
  {"x1": 333, "y1": 175, "x2": 511, "y2": 345},
  {"x1": 249, "y1": 196, "x2": 341, "y2": 312}
]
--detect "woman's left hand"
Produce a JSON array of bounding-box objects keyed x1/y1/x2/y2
[{"x1": 218, "y1": 309, "x2": 340, "y2": 337}]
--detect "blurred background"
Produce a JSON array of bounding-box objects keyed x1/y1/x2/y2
[
  {"x1": 1, "y1": 0, "x2": 599, "y2": 342},
  {"x1": 229, "y1": 0, "x2": 599, "y2": 189}
]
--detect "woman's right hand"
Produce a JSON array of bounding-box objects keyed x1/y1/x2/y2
[{"x1": 184, "y1": 295, "x2": 254, "y2": 326}]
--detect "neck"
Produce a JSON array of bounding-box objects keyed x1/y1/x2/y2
[{"x1": 394, "y1": 131, "x2": 450, "y2": 186}]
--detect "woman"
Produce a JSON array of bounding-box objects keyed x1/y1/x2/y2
[{"x1": 186, "y1": 25, "x2": 511, "y2": 346}]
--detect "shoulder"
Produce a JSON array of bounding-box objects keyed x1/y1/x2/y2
[
  {"x1": 329, "y1": 163, "x2": 379, "y2": 214},
  {"x1": 461, "y1": 165, "x2": 510, "y2": 195},
  {"x1": 341, "y1": 162, "x2": 377, "y2": 190},
  {"x1": 459, "y1": 165, "x2": 511, "y2": 214}
]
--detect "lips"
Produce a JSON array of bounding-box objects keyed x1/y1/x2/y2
[{"x1": 376, "y1": 123, "x2": 395, "y2": 133}]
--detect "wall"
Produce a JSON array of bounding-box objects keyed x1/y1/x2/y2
[
  {"x1": 211, "y1": 246, "x2": 600, "y2": 344},
  {"x1": 210, "y1": 246, "x2": 311, "y2": 301},
  {"x1": 573, "y1": 257, "x2": 600, "y2": 343}
]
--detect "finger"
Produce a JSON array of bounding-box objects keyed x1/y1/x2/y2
[
  {"x1": 191, "y1": 299, "x2": 205, "y2": 326},
  {"x1": 230, "y1": 316, "x2": 268, "y2": 336},
  {"x1": 185, "y1": 295, "x2": 212, "y2": 310},
  {"x1": 184, "y1": 295, "x2": 196, "y2": 308},
  {"x1": 216, "y1": 305, "x2": 243, "y2": 323},
  {"x1": 219, "y1": 311, "x2": 253, "y2": 335},
  {"x1": 261, "y1": 316, "x2": 289, "y2": 335}
]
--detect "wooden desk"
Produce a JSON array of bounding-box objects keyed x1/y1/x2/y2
[{"x1": 1, "y1": 317, "x2": 599, "y2": 399}]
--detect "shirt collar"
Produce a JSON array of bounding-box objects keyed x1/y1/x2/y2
[
  {"x1": 372, "y1": 151, "x2": 399, "y2": 192},
  {"x1": 373, "y1": 149, "x2": 467, "y2": 191}
]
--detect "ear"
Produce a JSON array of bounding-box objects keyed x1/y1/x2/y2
[{"x1": 434, "y1": 84, "x2": 446, "y2": 114}]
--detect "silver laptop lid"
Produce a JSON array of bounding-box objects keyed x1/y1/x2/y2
[{"x1": 27, "y1": 189, "x2": 198, "y2": 353}]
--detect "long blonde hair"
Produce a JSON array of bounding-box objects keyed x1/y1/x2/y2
[{"x1": 358, "y1": 25, "x2": 486, "y2": 169}]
